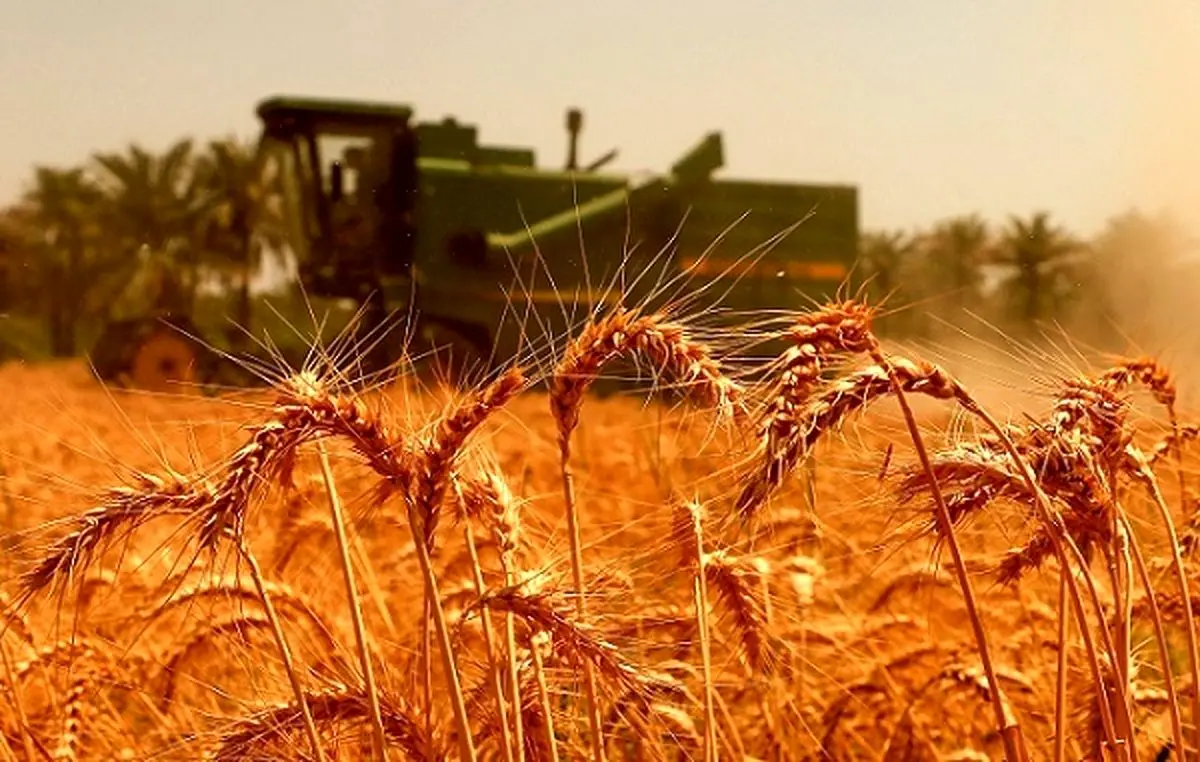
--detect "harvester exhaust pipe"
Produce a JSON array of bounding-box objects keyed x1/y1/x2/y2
[{"x1": 565, "y1": 107, "x2": 582, "y2": 171}]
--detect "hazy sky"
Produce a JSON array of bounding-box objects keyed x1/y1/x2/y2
[{"x1": 3, "y1": 1, "x2": 1199, "y2": 236}]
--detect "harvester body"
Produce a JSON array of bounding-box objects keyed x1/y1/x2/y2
[{"x1": 95, "y1": 95, "x2": 860, "y2": 388}]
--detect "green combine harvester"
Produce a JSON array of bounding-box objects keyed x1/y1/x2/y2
[{"x1": 90, "y1": 95, "x2": 859, "y2": 390}]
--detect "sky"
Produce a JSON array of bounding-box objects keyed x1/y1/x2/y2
[{"x1": 2, "y1": 1, "x2": 1199, "y2": 238}]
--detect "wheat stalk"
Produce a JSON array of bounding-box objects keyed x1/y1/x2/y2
[
  {"x1": 672, "y1": 500, "x2": 718, "y2": 761},
  {"x1": 457, "y1": 515, "x2": 516, "y2": 762},
  {"x1": 1125, "y1": 445, "x2": 1200, "y2": 756},
  {"x1": 1120, "y1": 513, "x2": 1186, "y2": 758},
  {"x1": 314, "y1": 440, "x2": 387, "y2": 761},
  {"x1": 550, "y1": 307, "x2": 743, "y2": 761}
]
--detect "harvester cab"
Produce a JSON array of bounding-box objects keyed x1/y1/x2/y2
[{"x1": 257, "y1": 97, "x2": 419, "y2": 309}]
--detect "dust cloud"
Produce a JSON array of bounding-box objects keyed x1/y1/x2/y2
[
  {"x1": 1103, "y1": 6, "x2": 1200, "y2": 375},
  {"x1": 933, "y1": 6, "x2": 1200, "y2": 408}
]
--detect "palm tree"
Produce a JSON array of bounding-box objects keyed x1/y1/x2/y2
[
  {"x1": 196, "y1": 137, "x2": 286, "y2": 339},
  {"x1": 920, "y1": 214, "x2": 990, "y2": 320},
  {"x1": 992, "y1": 211, "x2": 1084, "y2": 330},
  {"x1": 857, "y1": 230, "x2": 919, "y2": 301},
  {"x1": 91, "y1": 139, "x2": 211, "y2": 315},
  {"x1": 19, "y1": 166, "x2": 111, "y2": 355},
  {"x1": 0, "y1": 206, "x2": 23, "y2": 314},
  {"x1": 856, "y1": 229, "x2": 921, "y2": 334}
]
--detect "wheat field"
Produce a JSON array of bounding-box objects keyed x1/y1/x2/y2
[{"x1": 0, "y1": 300, "x2": 1194, "y2": 761}]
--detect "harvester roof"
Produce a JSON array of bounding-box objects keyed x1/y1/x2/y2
[{"x1": 256, "y1": 95, "x2": 414, "y2": 130}]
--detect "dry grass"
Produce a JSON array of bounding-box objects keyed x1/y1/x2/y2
[{"x1": 1, "y1": 298, "x2": 1198, "y2": 761}]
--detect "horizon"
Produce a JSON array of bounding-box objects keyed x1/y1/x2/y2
[{"x1": 3, "y1": 2, "x2": 1199, "y2": 239}]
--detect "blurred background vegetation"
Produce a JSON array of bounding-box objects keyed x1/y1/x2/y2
[
  {"x1": 0, "y1": 137, "x2": 349, "y2": 366},
  {"x1": 1, "y1": 133, "x2": 1197, "y2": 367}
]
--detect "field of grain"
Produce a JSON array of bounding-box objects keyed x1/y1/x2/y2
[{"x1": 0, "y1": 302, "x2": 1194, "y2": 761}]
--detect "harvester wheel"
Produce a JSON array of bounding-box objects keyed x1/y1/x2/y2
[
  {"x1": 90, "y1": 315, "x2": 216, "y2": 394},
  {"x1": 125, "y1": 328, "x2": 201, "y2": 393}
]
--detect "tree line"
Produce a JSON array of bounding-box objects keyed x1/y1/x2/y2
[
  {"x1": 854, "y1": 209, "x2": 1200, "y2": 350},
  {"x1": 1, "y1": 135, "x2": 1196, "y2": 362},
  {"x1": 0, "y1": 137, "x2": 284, "y2": 358}
]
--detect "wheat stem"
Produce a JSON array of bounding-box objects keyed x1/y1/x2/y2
[
  {"x1": 0, "y1": 643, "x2": 34, "y2": 762},
  {"x1": 500, "y1": 559, "x2": 527, "y2": 760},
  {"x1": 235, "y1": 539, "x2": 327, "y2": 762},
  {"x1": 404, "y1": 500, "x2": 477, "y2": 761},
  {"x1": 530, "y1": 632, "x2": 561, "y2": 762},
  {"x1": 1131, "y1": 455, "x2": 1200, "y2": 757},
  {"x1": 559, "y1": 444, "x2": 606, "y2": 762},
  {"x1": 315, "y1": 441, "x2": 387, "y2": 761},
  {"x1": 1053, "y1": 572, "x2": 1069, "y2": 762},
  {"x1": 869, "y1": 348, "x2": 1026, "y2": 762},
  {"x1": 463, "y1": 526, "x2": 516, "y2": 762},
  {"x1": 686, "y1": 505, "x2": 719, "y2": 762},
  {"x1": 1121, "y1": 514, "x2": 1185, "y2": 758},
  {"x1": 421, "y1": 595, "x2": 433, "y2": 743},
  {"x1": 1111, "y1": 503, "x2": 1135, "y2": 745},
  {"x1": 963, "y1": 404, "x2": 1128, "y2": 759}
]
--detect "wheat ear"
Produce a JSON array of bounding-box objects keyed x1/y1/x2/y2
[
  {"x1": 471, "y1": 587, "x2": 655, "y2": 700},
  {"x1": 411, "y1": 365, "x2": 524, "y2": 551},
  {"x1": 1101, "y1": 356, "x2": 1187, "y2": 514},
  {"x1": 750, "y1": 302, "x2": 877, "y2": 515},
  {"x1": 50, "y1": 672, "x2": 88, "y2": 761},
  {"x1": 20, "y1": 471, "x2": 207, "y2": 601},
  {"x1": 960, "y1": 403, "x2": 1130, "y2": 757},
  {"x1": 736, "y1": 357, "x2": 973, "y2": 521}
]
